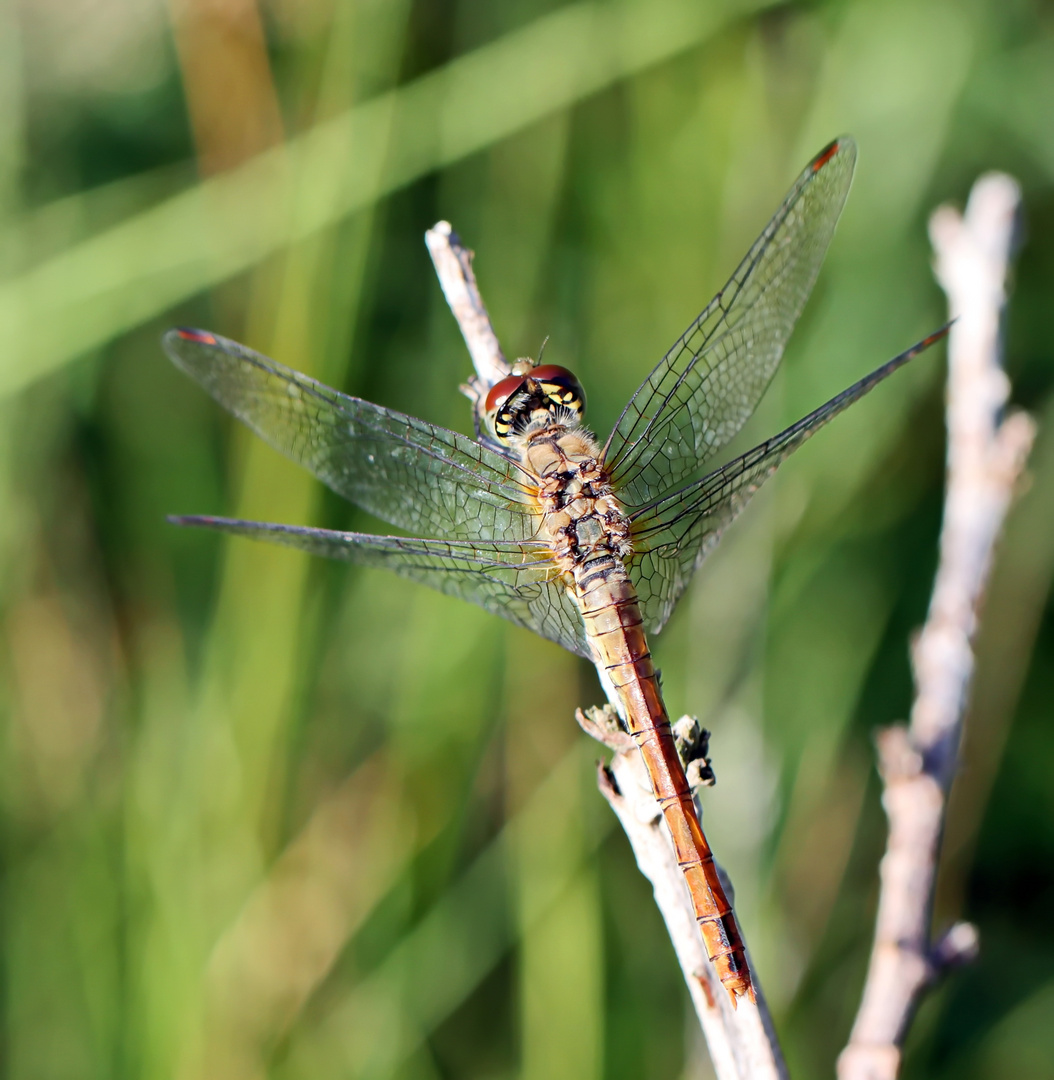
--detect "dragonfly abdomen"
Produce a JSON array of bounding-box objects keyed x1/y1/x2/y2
[{"x1": 572, "y1": 560, "x2": 755, "y2": 1003}]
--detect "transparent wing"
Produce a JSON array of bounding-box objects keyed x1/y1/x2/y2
[
  {"x1": 170, "y1": 515, "x2": 590, "y2": 657},
  {"x1": 163, "y1": 329, "x2": 538, "y2": 542},
  {"x1": 627, "y1": 328, "x2": 949, "y2": 634},
  {"x1": 604, "y1": 137, "x2": 857, "y2": 509}
]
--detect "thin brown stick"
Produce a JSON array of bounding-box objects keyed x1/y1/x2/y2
[
  {"x1": 427, "y1": 223, "x2": 785, "y2": 1079},
  {"x1": 838, "y1": 174, "x2": 1034, "y2": 1080}
]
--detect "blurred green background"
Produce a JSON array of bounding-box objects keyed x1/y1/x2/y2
[{"x1": 1, "y1": 0, "x2": 1052, "y2": 1077}]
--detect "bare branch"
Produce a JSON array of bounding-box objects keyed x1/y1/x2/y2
[
  {"x1": 425, "y1": 221, "x2": 510, "y2": 428},
  {"x1": 593, "y1": 721, "x2": 787, "y2": 1080},
  {"x1": 428, "y1": 222, "x2": 785, "y2": 1079},
  {"x1": 839, "y1": 174, "x2": 1034, "y2": 1080}
]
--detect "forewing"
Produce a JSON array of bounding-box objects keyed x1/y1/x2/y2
[
  {"x1": 627, "y1": 328, "x2": 949, "y2": 634},
  {"x1": 171, "y1": 515, "x2": 590, "y2": 658},
  {"x1": 604, "y1": 137, "x2": 857, "y2": 509},
  {"x1": 163, "y1": 329, "x2": 538, "y2": 542}
]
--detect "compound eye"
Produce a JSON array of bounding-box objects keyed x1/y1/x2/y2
[
  {"x1": 529, "y1": 364, "x2": 586, "y2": 415},
  {"x1": 484, "y1": 374, "x2": 527, "y2": 416},
  {"x1": 485, "y1": 374, "x2": 529, "y2": 440}
]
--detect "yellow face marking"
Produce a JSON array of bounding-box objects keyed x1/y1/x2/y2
[{"x1": 487, "y1": 365, "x2": 586, "y2": 442}]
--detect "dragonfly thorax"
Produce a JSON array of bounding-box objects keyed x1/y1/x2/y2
[{"x1": 518, "y1": 425, "x2": 634, "y2": 571}]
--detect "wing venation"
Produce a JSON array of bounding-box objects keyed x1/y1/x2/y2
[
  {"x1": 627, "y1": 327, "x2": 949, "y2": 633},
  {"x1": 604, "y1": 137, "x2": 857, "y2": 509},
  {"x1": 171, "y1": 515, "x2": 590, "y2": 657},
  {"x1": 163, "y1": 329, "x2": 537, "y2": 543}
]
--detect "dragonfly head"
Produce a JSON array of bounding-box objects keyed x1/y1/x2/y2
[{"x1": 484, "y1": 363, "x2": 587, "y2": 441}]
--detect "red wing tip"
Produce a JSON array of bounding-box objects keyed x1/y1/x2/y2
[
  {"x1": 908, "y1": 325, "x2": 952, "y2": 357},
  {"x1": 173, "y1": 327, "x2": 218, "y2": 345},
  {"x1": 168, "y1": 514, "x2": 219, "y2": 526},
  {"x1": 812, "y1": 139, "x2": 843, "y2": 172}
]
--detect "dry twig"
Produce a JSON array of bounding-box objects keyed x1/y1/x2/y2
[
  {"x1": 426, "y1": 222, "x2": 786, "y2": 1079},
  {"x1": 425, "y1": 221, "x2": 511, "y2": 429},
  {"x1": 838, "y1": 174, "x2": 1034, "y2": 1080}
]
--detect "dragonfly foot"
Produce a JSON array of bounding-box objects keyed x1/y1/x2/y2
[{"x1": 673, "y1": 715, "x2": 715, "y2": 789}]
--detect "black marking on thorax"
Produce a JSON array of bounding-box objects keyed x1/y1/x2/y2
[{"x1": 519, "y1": 425, "x2": 633, "y2": 576}]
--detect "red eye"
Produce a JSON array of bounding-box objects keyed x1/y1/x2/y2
[
  {"x1": 528, "y1": 364, "x2": 575, "y2": 383},
  {"x1": 529, "y1": 365, "x2": 586, "y2": 414},
  {"x1": 485, "y1": 374, "x2": 527, "y2": 414}
]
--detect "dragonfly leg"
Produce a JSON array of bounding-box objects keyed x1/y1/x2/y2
[{"x1": 672, "y1": 715, "x2": 716, "y2": 790}]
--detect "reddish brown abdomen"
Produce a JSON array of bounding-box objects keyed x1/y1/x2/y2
[{"x1": 574, "y1": 557, "x2": 754, "y2": 1003}]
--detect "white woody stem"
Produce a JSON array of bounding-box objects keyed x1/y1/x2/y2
[
  {"x1": 592, "y1": 724, "x2": 787, "y2": 1079},
  {"x1": 838, "y1": 174, "x2": 1034, "y2": 1080},
  {"x1": 426, "y1": 221, "x2": 785, "y2": 1079},
  {"x1": 426, "y1": 221, "x2": 511, "y2": 429}
]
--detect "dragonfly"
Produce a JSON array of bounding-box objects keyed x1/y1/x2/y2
[{"x1": 164, "y1": 136, "x2": 947, "y2": 1005}]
